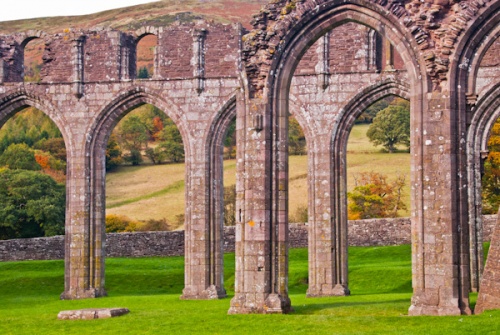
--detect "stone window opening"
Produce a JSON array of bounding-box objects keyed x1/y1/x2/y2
[
  {"x1": 135, "y1": 34, "x2": 158, "y2": 79},
  {"x1": 22, "y1": 37, "x2": 45, "y2": 83}
]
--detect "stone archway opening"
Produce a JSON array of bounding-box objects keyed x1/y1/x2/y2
[
  {"x1": 0, "y1": 106, "x2": 67, "y2": 241},
  {"x1": 136, "y1": 34, "x2": 157, "y2": 79},
  {"x1": 105, "y1": 103, "x2": 186, "y2": 234},
  {"x1": 23, "y1": 38, "x2": 44, "y2": 83}
]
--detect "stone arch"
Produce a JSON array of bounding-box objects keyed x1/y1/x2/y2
[
  {"x1": 231, "y1": 0, "x2": 429, "y2": 314},
  {"x1": 320, "y1": 79, "x2": 410, "y2": 295},
  {"x1": 61, "y1": 87, "x2": 189, "y2": 299},
  {"x1": 190, "y1": 95, "x2": 237, "y2": 299},
  {"x1": 0, "y1": 89, "x2": 68, "y2": 145},
  {"x1": 466, "y1": 84, "x2": 500, "y2": 293},
  {"x1": 271, "y1": 2, "x2": 426, "y2": 302},
  {"x1": 450, "y1": 1, "x2": 500, "y2": 293}
]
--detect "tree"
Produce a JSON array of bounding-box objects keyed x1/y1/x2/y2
[
  {"x1": 157, "y1": 119, "x2": 184, "y2": 163},
  {"x1": 117, "y1": 115, "x2": 149, "y2": 152},
  {"x1": 0, "y1": 168, "x2": 65, "y2": 239},
  {"x1": 224, "y1": 184, "x2": 237, "y2": 226},
  {"x1": 347, "y1": 172, "x2": 406, "y2": 219},
  {"x1": 145, "y1": 147, "x2": 167, "y2": 164},
  {"x1": 34, "y1": 138, "x2": 66, "y2": 162},
  {"x1": 356, "y1": 97, "x2": 391, "y2": 124},
  {"x1": 289, "y1": 116, "x2": 306, "y2": 155},
  {"x1": 106, "y1": 134, "x2": 123, "y2": 171},
  {"x1": 138, "y1": 66, "x2": 150, "y2": 79},
  {"x1": 366, "y1": 101, "x2": 410, "y2": 153},
  {"x1": 224, "y1": 119, "x2": 236, "y2": 159},
  {"x1": 0, "y1": 143, "x2": 41, "y2": 170},
  {"x1": 482, "y1": 119, "x2": 500, "y2": 214}
]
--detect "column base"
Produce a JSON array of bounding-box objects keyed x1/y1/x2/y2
[
  {"x1": 306, "y1": 284, "x2": 350, "y2": 297},
  {"x1": 408, "y1": 291, "x2": 470, "y2": 316},
  {"x1": 228, "y1": 293, "x2": 292, "y2": 314},
  {"x1": 60, "y1": 288, "x2": 107, "y2": 300},
  {"x1": 180, "y1": 285, "x2": 227, "y2": 300}
]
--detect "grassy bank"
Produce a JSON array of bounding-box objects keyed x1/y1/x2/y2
[{"x1": 1, "y1": 245, "x2": 498, "y2": 334}]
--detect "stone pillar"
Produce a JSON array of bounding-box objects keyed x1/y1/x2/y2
[
  {"x1": 60, "y1": 144, "x2": 106, "y2": 300},
  {"x1": 315, "y1": 32, "x2": 330, "y2": 90},
  {"x1": 306, "y1": 135, "x2": 349, "y2": 297},
  {"x1": 465, "y1": 93, "x2": 484, "y2": 293},
  {"x1": 72, "y1": 36, "x2": 85, "y2": 98},
  {"x1": 408, "y1": 92, "x2": 471, "y2": 315},
  {"x1": 475, "y1": 208, "x2": 500, "y2": 314},
  {"x1": 228, "y1": 97, "x2": 291, "y2": 314},
  {"x1": 181, "y1": 127, "x2": 226, "y2": 300},
  {"x1": 192, "y1": 29, "x2": 206, "y2": 94},
  {"x1": 383, "y1": 38, "x2": 394, "y2": 71}
]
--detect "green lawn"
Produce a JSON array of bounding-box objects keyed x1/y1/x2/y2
[{"x1": 1, "y1": 245, "x2": 499, "y2": 334}]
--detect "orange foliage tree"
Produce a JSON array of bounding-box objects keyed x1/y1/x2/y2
[{"x1": 347, "y1": 172, "x2": 406, "y2": 220}]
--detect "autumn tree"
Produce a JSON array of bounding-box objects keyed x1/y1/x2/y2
[
  {"x1": 366, "y1": 98, "x2": 410, "y2": 153},
  {"x1": 482, "y1": 118, "x2": 500, "y2": 214},
  {"x1": 347, "y1": 172, "x2": 406, "y2": 219}
]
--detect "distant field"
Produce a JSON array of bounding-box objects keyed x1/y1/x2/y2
[{"x1": 106, "y1": 124, "x2": 411, "y2": 225}]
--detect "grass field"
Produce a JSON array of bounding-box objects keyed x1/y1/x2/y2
[
  {"x1": 106, "y1": 124, "x2": 411, "y2": 225},
  {"x1": 2, "y1": 245, "x2": 498, "y2": 335}
]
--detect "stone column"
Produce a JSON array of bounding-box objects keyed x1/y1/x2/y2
[
  {"x1": 315, "y1": 33, "x2": 330, "y2": 90},
  {"x1": 181, "y1": 121, "x2": 226, "y2": 300},
  {"x1": 475, "y1": 208, "x2": 500, "y2": 314},
  {"x1": 306, "y1": 135, "x2": 349, "y2": 297},
  {"x1": 408, "y1": 92, "x2": 471, "y2": 315},
  {"x1": 72, "y1": 36, "x2": 85, "y2": 98},
  {"x1": 192, "y1": 29, "x2": 206, "y2": 94},
  {"x1": 60, "y1": 142, "x2": 106, "y2": 300},
  {"x1": 228, "y1": 97, "x2": 291, "y2": 314}
]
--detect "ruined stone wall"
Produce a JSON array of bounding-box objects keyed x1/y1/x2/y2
[
  {"x1": 83, "y1": 31, "x2": 122, "y2": 82},
  {"x1": 40, "y1": 34, "x2": 74, "y2": 83},
  {"x1": 158, "y1": 27, "x2": 193, "y2": 78},
  {"x1": 329, "y1": 23, "x2": 370, "y2": 73},
  {"x1": 295, "y1": 23, "x2": 374, "y2": 75},
  {"x1": 481, "y1": 37, "x2": 500, "y2": 67},
  {"x1": 2, "y1": 216, "x2": 496, "y2": 262},
  {"x1": 0, "y1": 23, "x2": 242, "y2": 84}
]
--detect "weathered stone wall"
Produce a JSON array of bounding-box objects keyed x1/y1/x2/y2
[{"x1": 2, "y1": 216, "x2": 496, "y2": 262}]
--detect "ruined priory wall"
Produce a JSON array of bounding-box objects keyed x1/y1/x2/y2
[
  {"x1": 0, "y1": 23, "x2": 241, "y2": 84},
  {"x1": 2, "y1": 216, "x2": 496, "y2": 262}
]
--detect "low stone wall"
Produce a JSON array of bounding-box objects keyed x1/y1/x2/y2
[{"x1": 1, "y1": 216, "x2": 496, "y2": 262}]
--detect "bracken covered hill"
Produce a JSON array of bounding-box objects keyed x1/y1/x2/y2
[{"x1": 0, "y1": 0, "x2": 269, "y2": 34}]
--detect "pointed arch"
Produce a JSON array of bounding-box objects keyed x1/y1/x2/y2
[
  {"x1": 69, "y1": 86, "x2": 190, "y2": 298},
  {"x1": 231, "y1": 0, "x2": 428, "y2": 314},
  {"x1": 450, "y1": 1, "x2": 500, "y2": 293}
]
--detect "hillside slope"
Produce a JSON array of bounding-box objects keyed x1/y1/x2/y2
[{"x1": 0, "y1": 0, "x2": 269, "y2": 34}]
